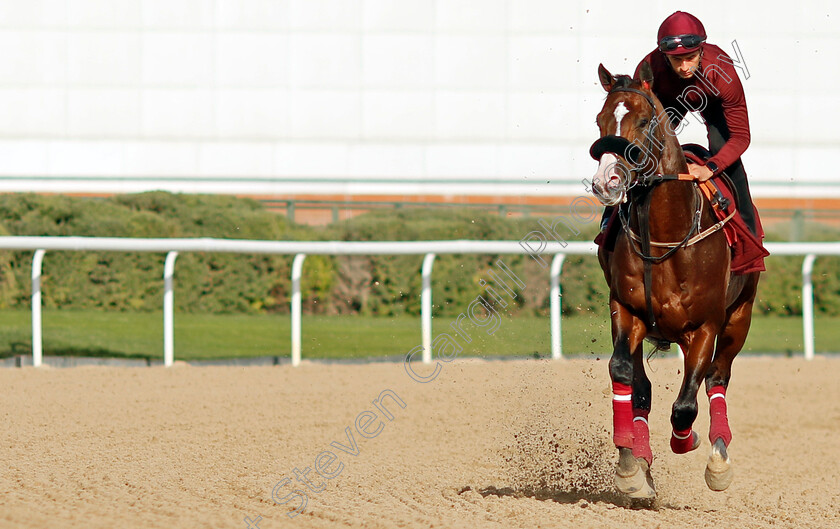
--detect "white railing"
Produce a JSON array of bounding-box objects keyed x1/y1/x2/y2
[{"x1": 0, "y1": 237, "x2": 835, "y2": 366}]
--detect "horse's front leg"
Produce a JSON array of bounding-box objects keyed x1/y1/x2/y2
[
  {"x1": 671, "y1": 324, "x2": 719, "y2": 454},
  {"x1": 701, "y1": 275, "x2": 759, "y2": 491},
  {"x1": 631, "y1": 346, "x2": 653, "y2": 465},
  {"x1": 609, "y1": 300, "x2": 654, "y2": 498}
]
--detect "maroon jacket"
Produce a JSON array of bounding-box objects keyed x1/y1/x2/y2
[{"x1": 634, "y1": 43, "x2": 750, "y2": 174}]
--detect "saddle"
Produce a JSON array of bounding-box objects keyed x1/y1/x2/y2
[{"x1": 596, "y1": 144, "x2": 768, "y2": 274}]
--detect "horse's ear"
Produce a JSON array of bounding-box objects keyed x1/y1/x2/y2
[
  {"x1": 598, "y1": 63, "x2": 615, "y2": 92},
  {"x1": 639, "y1": 61, "x2": 654, "y2": 90}
]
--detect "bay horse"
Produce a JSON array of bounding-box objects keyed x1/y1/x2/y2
[{"x1": 589, "y1": 63, "x2": 761, "y2": 499}]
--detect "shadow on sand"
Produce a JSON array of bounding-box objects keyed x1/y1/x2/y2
[{"x1": 466, "y1": 485, "x2": 674, "y2": 511}]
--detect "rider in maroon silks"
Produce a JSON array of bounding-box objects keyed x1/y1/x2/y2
[{"x1": 601, "y1": 11, "x2": 758, "y2": 235}]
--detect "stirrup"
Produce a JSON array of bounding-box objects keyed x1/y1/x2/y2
[
  {"x1": 600, "y1": 217, "x2": 610, "y2": 232},
  {"x1": 600, "y1": 207, "x2": 615, "y2": 232}
]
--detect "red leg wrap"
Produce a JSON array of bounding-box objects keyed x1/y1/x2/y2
[
  {"x1": 670, "y1": 427, "x2": 696, "y2": 454},
  {"x1": 632, "y1": 408, "x2": 652, "y2": 465},
  {"x1": 708, "y1": 386, "x2": 732, "y2": 446},
  {"x1": 612, "y1": 382, "x2": 633, "y2": 448}
]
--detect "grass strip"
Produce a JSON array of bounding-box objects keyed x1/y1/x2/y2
[{"x1": 0, "y1": 310, "x2": 831, "y2": 362}]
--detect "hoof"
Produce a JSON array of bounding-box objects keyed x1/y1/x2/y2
[
  {"x1": 670, "y1": 429, "x2": 701, "y2": 454},
  {"x1": 705, "y1": 438, "x2": 733, "y2": 491},
  {"x1": 615, "y1": 447, "x2": 656, "y2": 499}
]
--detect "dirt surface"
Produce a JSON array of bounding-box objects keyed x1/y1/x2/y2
[{"x1": 1, "y1": 356, "x2": 838, "y2": 528}]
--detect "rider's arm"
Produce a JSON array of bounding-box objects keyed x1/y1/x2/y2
[{"x1": 703, "y1": 53, "x2": 751, "y2": 174}]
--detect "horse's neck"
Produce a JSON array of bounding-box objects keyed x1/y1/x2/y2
[
  {"x1": 624, "y1": 181, "x2": 695, "y2": 244},
  {"x1": 657, "y1": 125, "x2": 688, "y2": 175},
  {"x1": 640, "y1": 130, "x2": 698, "y2": 236}
]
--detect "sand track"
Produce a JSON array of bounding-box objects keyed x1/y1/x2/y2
[{"x1": 1, "y1": 357, "x2": 838, "y2": 528}]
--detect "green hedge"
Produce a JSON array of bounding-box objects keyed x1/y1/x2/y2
[{"x1": 0, "y1": 192, "x2": 832, "y2": 317}]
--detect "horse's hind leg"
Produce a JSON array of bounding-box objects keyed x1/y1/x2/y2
[
  {"x1": 703, "y1": 274, "x2": 759, "y2": 491},
  {"x1": 703, "y1": 350, "x2": 736, "y2": 491},
  {"x1": 609, "y1": 301, "x2": 655, "y2": 498},
  {"x1": 702, "y1": 331, "x2": 740, "y2": 491}
]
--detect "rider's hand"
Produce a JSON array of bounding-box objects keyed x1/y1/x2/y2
[{"x1": 687, "y1": 163, "x2": 714, "y2": 182}]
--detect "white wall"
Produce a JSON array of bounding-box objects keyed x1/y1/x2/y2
[{"x1": 0, "y1": 0, "x2": 836, "y2": 197}]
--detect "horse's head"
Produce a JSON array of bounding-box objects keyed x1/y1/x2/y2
[{"x1": 590, "y1": 63, "x2": 677, "y2": 206}]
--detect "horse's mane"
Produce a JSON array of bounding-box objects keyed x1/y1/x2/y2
[{"x1": 612, "y1": 75, "x2": 634, "y2": 89}]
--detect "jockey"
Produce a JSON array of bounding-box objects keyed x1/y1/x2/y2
[{"x1": 601, "y1": 11, "x2": 758, "y2": 235}]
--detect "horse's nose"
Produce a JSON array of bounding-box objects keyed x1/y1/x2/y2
[
  {"x1": 593, "y1": 153, "x2": 619, "y2": 188},
  {"x1": 592, "y1": 153, "x2": 626, "y2": 205}
]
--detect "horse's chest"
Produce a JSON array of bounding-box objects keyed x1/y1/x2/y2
[
  {"x1": 613, "y1": 266, "x2": 702, "y2": 318},
  {"x1": 614, "y1": 278, "x2": 648, "y2": 308}
]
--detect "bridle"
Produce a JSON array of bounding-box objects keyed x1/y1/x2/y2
[
  {"x1": 592, "y1": 85, "x2": 704, "y2": 256},
  {"x1": 590, "y1": 86, "x2": 662, "y2": 190}
]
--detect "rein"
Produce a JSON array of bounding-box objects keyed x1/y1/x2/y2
[
  {"x1": 619, "y1": 184, "x2": 702, "y2": 264},
  {"x1": 625, "y1": 208, "x2": 736, "y2": 247},
  {"x1": 619, "y1": 175, "x2": 733, "y2": 253},
  {"x1": 622, "y1": 179, "x2": 735, "y2": 249}
]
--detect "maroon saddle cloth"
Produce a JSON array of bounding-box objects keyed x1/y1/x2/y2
[{"x1": 596, "y1": 146, "x2": 769, "y2": 275}]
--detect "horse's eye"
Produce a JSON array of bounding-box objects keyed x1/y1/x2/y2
[{"x1": 639, "y1": 119, "x2": 649, "y2": 127}]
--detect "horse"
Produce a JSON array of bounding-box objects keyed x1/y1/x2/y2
[{"x1": 588, "y1": 62, "x2": 761, "y2": 499}]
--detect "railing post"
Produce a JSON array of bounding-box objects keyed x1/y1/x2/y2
[
  {"x1": 421, "y1": 253, "x2": 436, "y2": 364},
  {"x1": 163, "y1": 251, "x2": 179, "y2": 367},
  {"x1": 291, "y1": 253, "x2": 306, "y2": 367},
  {"x1": 31, "y1": 249, "x2": 46, "y2": 367},
  {"x1": 550, "y1": 253, "x2": 566, "y2": 360},
  {"x1": 802, "y1": 254, "x2": 817, "y2": 360}
]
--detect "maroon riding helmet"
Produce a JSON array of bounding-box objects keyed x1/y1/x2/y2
[{"x1": 657, "y1": 11, "x2": 706, "y2": 55}]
